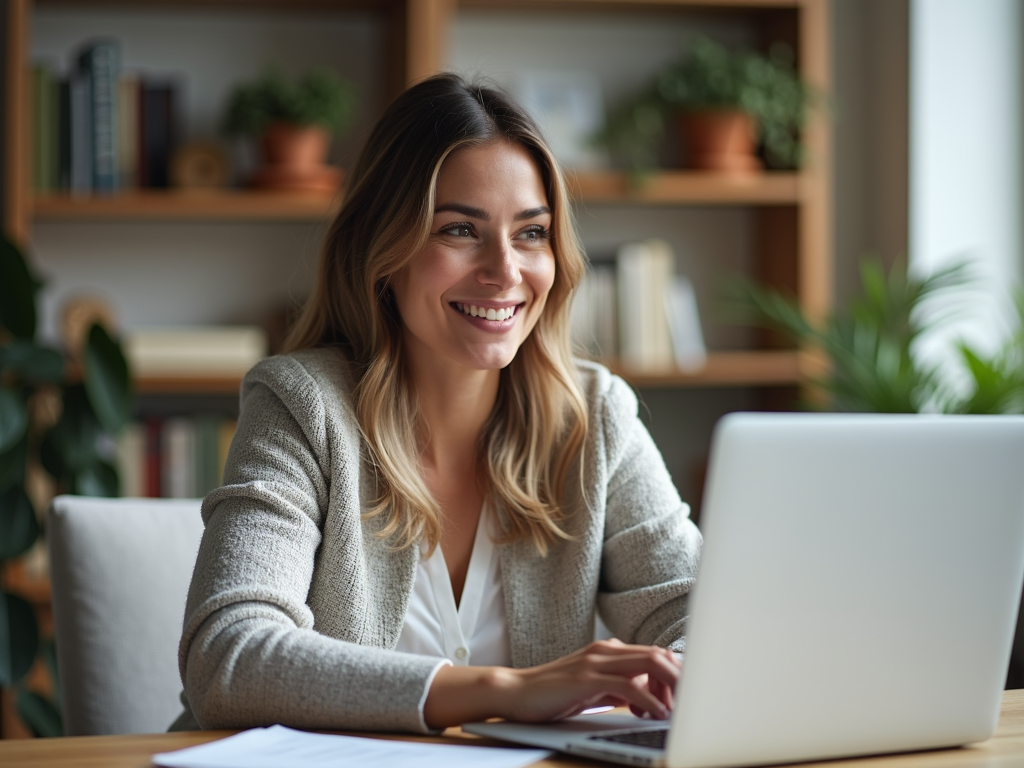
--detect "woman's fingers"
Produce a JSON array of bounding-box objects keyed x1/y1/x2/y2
[{"x1": 502, "y1": 641, "x2": 682, "y2": 723}]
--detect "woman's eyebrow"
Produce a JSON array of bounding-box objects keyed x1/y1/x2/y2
[
  {"x1": 433, "y1": 204, "x2": 552, "y2": 221},
  {"x1": 435, "y1": 203, "x2": 489, "y2": 220},
  {"x1": 515, "y1": 206, "x2": 552, "y2": 221}
]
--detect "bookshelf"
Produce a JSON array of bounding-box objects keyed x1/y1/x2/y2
[{"x1": 2, "y1": 0, "x2": 831, "y2": 458}]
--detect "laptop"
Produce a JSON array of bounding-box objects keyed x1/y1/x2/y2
[{"x1": 464, "y1": 412, "x2": 1024, "y2": 767}]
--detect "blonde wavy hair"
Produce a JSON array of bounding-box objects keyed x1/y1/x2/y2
[{"x1": 286, "y1": 74, "x2": 588, "y2": 554}]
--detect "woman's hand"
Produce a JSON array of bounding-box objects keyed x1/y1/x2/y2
[{"x1": 423, "y1": 639, "x2": 681, "y2": 729}]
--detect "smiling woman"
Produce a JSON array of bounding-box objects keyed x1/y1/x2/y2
[{"x1": 173, "y1": 74, "x2": 702, "y2": 735}]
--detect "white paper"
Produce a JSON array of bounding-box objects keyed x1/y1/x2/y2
[{"x1": 153, "y1": 724, "x2": 553, "y2": 768}]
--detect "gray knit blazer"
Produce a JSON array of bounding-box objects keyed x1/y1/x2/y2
[{"x1": 175, "y1": 348, "x2": 701, "y2": 733}]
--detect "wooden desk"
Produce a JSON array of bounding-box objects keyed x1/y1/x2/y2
[{"x1": 3, "y1": 690, "x2": 1024, "y2": 768}]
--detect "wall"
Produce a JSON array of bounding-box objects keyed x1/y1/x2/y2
[{"x1": 910, "y1": 0, "x2": 1023, "y2": 376}]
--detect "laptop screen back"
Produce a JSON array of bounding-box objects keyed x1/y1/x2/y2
[{"x1": 668, "y1": 413, "x2": 1024, "y2": 768}]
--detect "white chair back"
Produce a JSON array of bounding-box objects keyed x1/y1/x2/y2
[{"x1": 48, "y1": 495, "x2": 204, "y2": 736}]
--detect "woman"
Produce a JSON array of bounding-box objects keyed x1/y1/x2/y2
[{"x1": 175, "y1": 73, "x2": 701, "y2": 733}]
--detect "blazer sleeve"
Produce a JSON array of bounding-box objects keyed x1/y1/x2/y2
[
  {"x1": 595, "y1": 373, "x2": 703, "y2": 651},
  {"x1": 178, "y1": 356, "x2": 443, "y2": 733}
]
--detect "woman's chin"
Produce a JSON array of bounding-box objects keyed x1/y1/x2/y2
[{"x1": 463, "y1": 346, "x2": 522, "y2": 372}]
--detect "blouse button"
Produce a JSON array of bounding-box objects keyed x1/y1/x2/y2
[{"x1": 454, "y1": 647, "x2": 468, "y2": 660}]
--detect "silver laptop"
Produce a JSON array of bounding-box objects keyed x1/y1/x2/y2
[{"x1": 465, "y1": 412, "x2": 1024, "y2": 767}]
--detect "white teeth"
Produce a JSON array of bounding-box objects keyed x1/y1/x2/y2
[{"x1": 458, "y1": 303, "x2": 516, "y2": 321}]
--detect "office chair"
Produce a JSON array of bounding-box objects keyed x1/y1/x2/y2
[{"x1": 47, "y1": 495, "x2": 204, "y2": 736}]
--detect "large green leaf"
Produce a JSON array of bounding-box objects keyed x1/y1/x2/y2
[
  {"x1": 0, "y1": 235, "x2": 42, "y2": 340},
  {"x1": 83, "y1": 323, "x2": 132, "y2": 434},
  {"x1": 0, "y1": 486, "x2": 40, "y2": 560},
  {"x1": 40, "y1": 384, "x2": 103, "y2": 479},
  {"x1": 0, "y1": 435, "x2": 27, "y2": 493},
  {"x1": 0, "y1": 340, "x2": 65, "y2": 382},
  {"x1": 0, "y1": 591, "x2": 39, "y2": 686},
  {"x1": 74, "y1": 458, "x2": 119, "y2": 497},
  {"x1": 16, "y1": 688, "x2": 63, "y2": 737},
  {"x1": 0, "y1": 386, "x2": 29, "y2": 454}
]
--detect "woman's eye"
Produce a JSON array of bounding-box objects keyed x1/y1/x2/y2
[
  {"x1": 442, "y1": 224, "x2": 474, "y2": 238},
  {"x1": 518, "y1": 227, "x2": 550, "y2": 242}
]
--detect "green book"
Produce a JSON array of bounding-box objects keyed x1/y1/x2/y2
[
  {"x1": 194, "y1": 415, "x2": 223, "y2": 497},
  {"x1": 32, "y1": 63, "x2": 58, "y2": 193}
]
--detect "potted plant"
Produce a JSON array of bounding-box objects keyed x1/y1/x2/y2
[
  {"x1": 0, "y1": 233, "x2": 132, "y2": 736},
  {"x1": 223, "y1": 66, "x2": 356, "y2": 192},
  {"x1": 597, "y1": 37, "x2": 815, "y2": 174}
]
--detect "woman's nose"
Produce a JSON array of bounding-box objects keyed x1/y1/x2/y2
[{"x1": 477, "y1": 237, "x2": 522, "y2": 291}]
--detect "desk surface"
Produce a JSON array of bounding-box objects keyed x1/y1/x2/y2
[{"x1": 3, "y1": 690, "x2": 1024, "y2": 768}]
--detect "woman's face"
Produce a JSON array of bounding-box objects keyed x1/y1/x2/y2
[{"x1": 391, "y1": 140, "x2": 556, "y2": 376}]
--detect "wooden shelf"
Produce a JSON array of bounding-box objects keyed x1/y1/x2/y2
[
  {"x1": 129, "y1": 352, "x2": 804, "y2": 393},
  {"x1": 461, "y1": 1, "x2": 804, "y2": 10},
  {"x1": 570, "y1": 170, "x2": 801, "y2": 206},
  {"x1": 31, "y1": 170, "x2": 800, "y2": 222},
  {"x1": 33, "y1": 189, "x2": 342, "y2": 222},
  {"x1": 608, "y1": 350, "x2": 803, "y2": 387},
  {"x1": 135, "y1": 374, "x2": 244, "y2": 394}
]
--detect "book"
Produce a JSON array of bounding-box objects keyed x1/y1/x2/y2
[
  {"x1": 68, "y1": 70, "x2": 93, "y2": 195},
  {"x1": 194, "y1": 415, "x2": 222, "y2": 497},
  {"x1": 115, "y1": 422, "x2": 146, "y2": 497},
  {"x1": 571, "y1": 263, "x2": 617, "y2": 359},
  {"x1": 144, "y1": 417, "x2": 163, "y2": 498},
  {"x1": 161, "y1": 417, "x2": 196, "y2": 499},
  {"x1": 125, "y1": 326, "x2": 269, "y2": 378},
  {"x1": 616, "y1": 239, "x2": 675, "y2": 369},
  {"x1": 32, "y1": 63, "x2": 59, "y2": 193},
  {"x1": 57, "y1": 79, "x2": 68, "y2": 191},
  {"x1": 118, "y1": 73, "x2": 139, "y2": 190},
  {"x1": 77, "y1": 39, "x2": 120, "y2": 193},
  {"x1": 665, "y1": 275, "x2": 707, "y2": 372},
  {"x1": 138, "y1": 79, "x2": 177, "y2": 188}
]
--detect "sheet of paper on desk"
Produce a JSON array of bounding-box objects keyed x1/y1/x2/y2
[{"x1": 153, "y1": 724, "x2": 553, "y2": 768}]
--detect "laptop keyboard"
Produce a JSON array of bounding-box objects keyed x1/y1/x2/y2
[{"x1": 591, "y1": 728, "x2": 668, "y2": 750}]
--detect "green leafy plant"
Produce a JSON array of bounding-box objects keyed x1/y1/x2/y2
[
  {"x1": 0, "y1": 233, "x2": 132, "y2": 736},
  {"x1": 734, "y1": 257, "x2": 1024, "y2": 415},
  {"x1": 596, "y1": 36, "x2": 815, "y2": 173},
  {"x1": 223, "y1": 66, "x2": 356, "y2": 137}
]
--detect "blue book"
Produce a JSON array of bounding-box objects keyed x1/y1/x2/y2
[{"x1": 76, "y1": 39, "x2": 120, "y2": 193}]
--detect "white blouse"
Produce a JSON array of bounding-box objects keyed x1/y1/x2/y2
[
  {"x1": 396, "y1": 502, "x2": 511, "y2": 667},
  {"x1": 396, "y1": 503, "x2": 511, "y2": 729}
]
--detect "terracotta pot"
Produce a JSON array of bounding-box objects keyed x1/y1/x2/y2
[
  {"x1": 251, "y1": 121, "x2": 342, "y2": 193},
  {"x1": 261, "y1": 122, "x2": 329, "y2": 167},
  {"x1": 677, "y1": 110, "x2": 762, "y2": 173}
]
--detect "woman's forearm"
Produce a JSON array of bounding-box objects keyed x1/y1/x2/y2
[
  {"x1": 422, "y1": 640, "x2": 679, "y2": 729},
  {"x1": 423, "y1": 665, "x2": 516, "y2": 728}
]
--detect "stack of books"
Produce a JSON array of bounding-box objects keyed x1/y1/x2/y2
[
  {"x1": 116, "y1": 415, "x2": 237, "y2": 499},
  {"x1": 572, "y1": 238, "x2": 707, "y2": 372},
  {"x1": 124, "y1": 326, "x2": 269, "y2": 380},
  {"x1": 33, "y1": 38, "x2": 180, "y2": 195}
]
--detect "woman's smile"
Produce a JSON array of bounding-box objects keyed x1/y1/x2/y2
[{"x1": 452, "y1": 301, "x2": 524, "y2": 328}]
